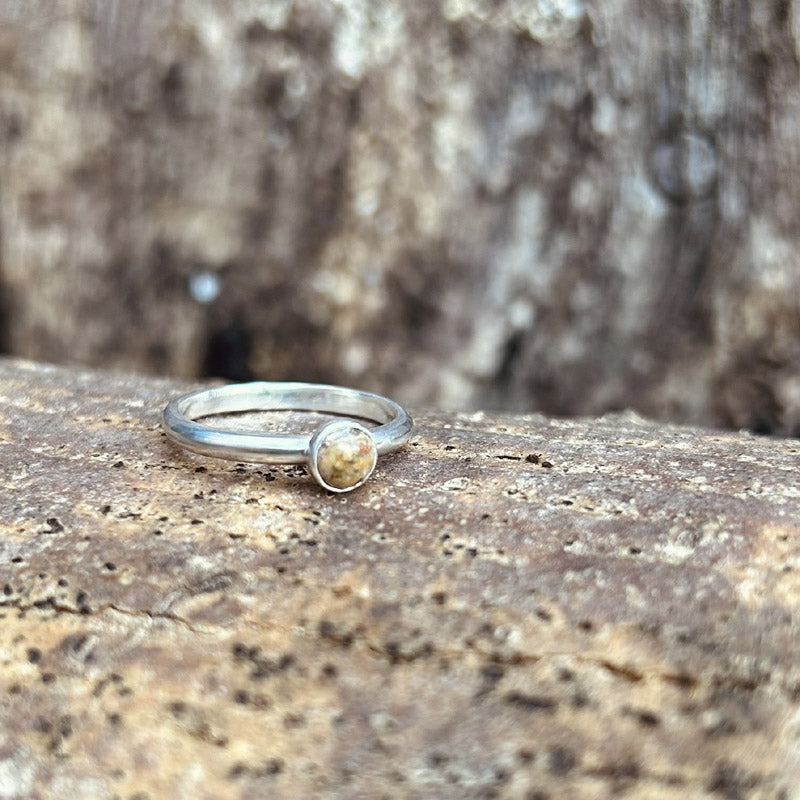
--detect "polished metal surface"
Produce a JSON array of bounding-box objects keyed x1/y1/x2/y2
[{"x1": 162, "y1": 381, "x2": 413, "y2": 465}]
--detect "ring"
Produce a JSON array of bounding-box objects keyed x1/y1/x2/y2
[{"x1": 162, "y1": 382, "x2": 413, "y2": 493}]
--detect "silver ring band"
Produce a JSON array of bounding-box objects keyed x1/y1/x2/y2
[{"x1": 162, "y1": 381, "x2": 413, "y2": 492}]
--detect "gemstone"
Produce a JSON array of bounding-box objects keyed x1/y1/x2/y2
[{"x1": 310, "y1": 421, "x2": 377, "y2": 492}]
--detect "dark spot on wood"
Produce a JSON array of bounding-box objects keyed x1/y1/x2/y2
[
  {"x1": 161, "y1": 62, "x2": 186, "y2": 117},
  {"x1": 571, "y1": 692, "x2": 589, "y2": 708},
  {"x1": 202, "y1": 321, "x2": 253, "y2": 381},
  {"x1": 517, "y1": 748, "x2": 535, "y2": 763},
  {"x1": 228, "y1": 761, "x2": 248, "y2": 779},
  {"x1": 257, "y1": 71, "x2": 286, "y2": 108},
  {"x1": 496, "y1": 330, "x2": 525, "y2": 384},
  {"x1": 663, "y1": 672, "x2": 699, "y2": 690},
  {"x1": 257, "y1": 758, "x2": 284, "y2": 776},
  {"x1": 33, "y1": 716, "x2": 52, "y2": 733},
  {"x1": 707, "y1": 762, "x2": 762, "y2": 800},
  {"x1": 548, "y1": 745, "x2": 577, "y2": 776},
  {"x1": 44, "y1": 517, "x2": 64, "y2": 534},
  {"x1": 493, "y1": 768, "x2": 511, "y2": 787},
  {"x1": 321, "y1": 663, "x2": 337, "y2": 679},
  {"x1": 242, "y1": 18, "x2": 271, "y2": 42},
  {"x1": 283, "y1": 712, "x2": 305, "y2": 729},
  {"x1": 318, "y1": 620, "x2": 354, "y2": 648},
  {"x1": 169, "y1": 701, "x2": 188, "y2": 717},
  {"x1": 636, "y1": 709, "x2": 660, "y2": 727},
  {"x1": 481, "y1": 663, "x2": 505, "y2": 684},
  {"x1": 232, "y1": 643, "x2": 249, "y2": 660},
  {"x1": 774, "y1": 0, "x2": 790, "y2": 22},
  {"x1": 504, "y1": 692, "x2": 557, "y2": 712},
  {"x1": 600, "y1": 660, "x2": 643, "y2": 682}
]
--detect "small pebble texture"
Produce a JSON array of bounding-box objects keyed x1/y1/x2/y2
[
  {"x1": 315, "y1": 424, "x2": 377, "y2": 490},
  {"x1": 1, "y1": 358, "x2": 800, "y2": 799}
]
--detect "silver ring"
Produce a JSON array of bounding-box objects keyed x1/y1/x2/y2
[{"x1": 162, "y1": 381, "x2": 413, "y2": 493}]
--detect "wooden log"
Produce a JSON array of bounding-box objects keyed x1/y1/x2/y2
[
  {"x1": 1, "y1": 358, "x2": 799, "y2": 799},
  {"x1": 1, "y1": 2, "x2": 800, "y2": 432}
]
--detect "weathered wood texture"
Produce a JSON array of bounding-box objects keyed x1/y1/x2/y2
[
  {"x1": 1, "y1": 2, "x2": 800, "y2": 432},
  {"x1": 1, "y1": 359, "x2": 800, "y2": 799}
]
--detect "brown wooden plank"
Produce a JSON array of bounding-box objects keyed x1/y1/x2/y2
[{"x1": 1, "y1": 358, "x2": 799, "y2": 798}]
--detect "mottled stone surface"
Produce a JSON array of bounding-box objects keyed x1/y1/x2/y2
[
  {"x1": 313, "y1": 422, "x2": 377, "y2": 491},
  {"x1": 1, "y1": 359, "x2": 800, "y2": 798},
  {"x1": 1, "y1": 2, "x2": 800, "y2": 433}
]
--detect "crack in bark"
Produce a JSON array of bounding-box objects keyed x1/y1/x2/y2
[{"x1": 1, "y1": 597, "x2": 208, "y2": 635}]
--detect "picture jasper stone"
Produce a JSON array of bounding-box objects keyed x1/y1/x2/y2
[{"x1": 314, "y1": 424, "x2": 377, "y2": 490}]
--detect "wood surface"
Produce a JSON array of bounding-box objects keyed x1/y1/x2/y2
[
  {"x1": 1, "y1": 359, "x2": 799, "y2": 799},
  {"x1": 1, "y1": 2, "x2": 800, "y2": 432}
]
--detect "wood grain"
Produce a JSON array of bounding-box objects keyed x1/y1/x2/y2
[
  {"x1": 1, "y1": 2, "x2": 799, "y2": 432},
  {"x1": 1, "y1": 359, "x2": 799, "y2": 798}
]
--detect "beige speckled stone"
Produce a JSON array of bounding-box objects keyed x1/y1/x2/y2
[
  {"x1": 313, "y1": 423, "x2": 377, "y2": 490},
  {"x1": 2, "y1": 359, "x2": 800, "y2": 799}
]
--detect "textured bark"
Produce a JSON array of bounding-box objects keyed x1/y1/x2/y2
[
  {"x1": 1, "y1": 359, "x2": 800, "y2": 799},
  {"x1": 1, "y1": 2, "x2": 800, "y2": 432}
]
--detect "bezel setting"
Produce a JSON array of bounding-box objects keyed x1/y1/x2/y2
[{"x1": 308, "y1": 420, "x2": 378, "y2": 493}]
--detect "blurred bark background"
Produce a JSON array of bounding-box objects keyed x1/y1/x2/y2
[{"x1": 0, "y1": 0, "x2": 799, "y2": 432}]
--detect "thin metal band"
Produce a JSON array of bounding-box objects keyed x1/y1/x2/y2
[{"x1": 162, "y1": 382, "x2": 413, "y2": 464}]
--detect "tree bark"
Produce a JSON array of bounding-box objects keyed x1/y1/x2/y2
[
  {"x1": 1, "y1": 2, "x2": 800, "y2": 432},
  {"x1": 0, "y1": 358, "x2": 799, "y2": 798}
]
